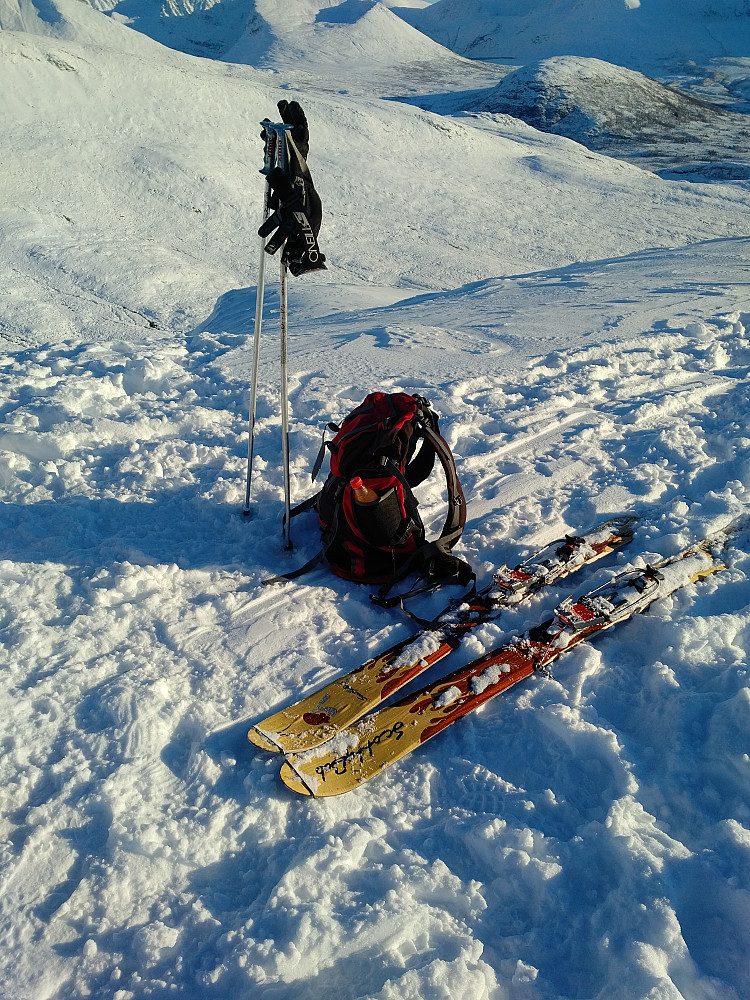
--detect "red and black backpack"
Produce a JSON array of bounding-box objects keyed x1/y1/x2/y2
[{"x1": 267, "y1": 392, "x2": 473, "y2": 606}]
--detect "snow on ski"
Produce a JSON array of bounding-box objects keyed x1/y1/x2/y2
[
  {"x1": 279, "y1": 520, "x2": 742, "y2": 797},
  {"x1": 248, "y1": 516, "x2": 637, "y2": 754}
]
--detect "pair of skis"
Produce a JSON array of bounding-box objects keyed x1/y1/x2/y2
[{"x1": 248, "y1": 515, "x2": 740, "y2": 796}]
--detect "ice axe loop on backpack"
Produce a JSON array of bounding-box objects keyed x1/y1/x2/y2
[{"x1": 243, "y1": 100, "x2": 326, "y2": 549}]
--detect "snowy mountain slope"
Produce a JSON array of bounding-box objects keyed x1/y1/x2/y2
[
  {"x1": 0, "y1": 0, "x2": 176, "y2": 52},
  {"x1": 7, "y1": 3, "x2": 750, "y2": 350},
  {"x1": 263, "y1": 237, "x2": 750, "y2": 384},
  {"x1": 51, "y1": 0, "x2": 508, "y2": 97},
  {"x1": 459, "y1": 56, "x2": 750, "y2": 180},
  {"x1": 222, "y1": 0, "x2": 480, "y2": 82},
  {"x1": 400, "y1": 0, "x2": 750, "y2": 75},
  {"x1": 2, "y1": 0, "x2": 750, "y2": 998}
]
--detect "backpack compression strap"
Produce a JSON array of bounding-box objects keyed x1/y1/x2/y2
[{"x1": 261, "y1": 489, "x2": 329, "y2": 586}]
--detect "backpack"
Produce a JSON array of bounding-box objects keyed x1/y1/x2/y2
[{"x1": 266, "y1": 392, "x2": 473, "y2": 606}]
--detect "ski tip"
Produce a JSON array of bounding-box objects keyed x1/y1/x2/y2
[
  {"x1": 719, "y1": 511, "x2": 750, "y2": 542},
  {"x1": 247, "y1": 727, "x2": 282, "y2": 753},
  {"x1": 607, "y1": 513, "x2": 640, "y2": 535},
  {"x1": 279, "y1": 761, "x2": 316, "y2": 796},
  {"x1": 694, "y1": 513, "x2": 750, "y2": 562}
]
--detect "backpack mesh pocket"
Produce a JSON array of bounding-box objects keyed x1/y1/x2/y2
[{"x1": 353, "y1": 487, "x2": 407, "y2": 547}]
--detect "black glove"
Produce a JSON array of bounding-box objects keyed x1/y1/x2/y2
[
  {"x1": 277, "y1": 100, "x2": 310, "y2": 160},
  {"x1": 259, "y1": 167, "x2": 326, "y2": 276},
  {"x1": 258, "y1": 100, "x2": 326, "y2": 276},
  {"x1": 260, "y1": 100, "x2": 310, "y2": 161}
]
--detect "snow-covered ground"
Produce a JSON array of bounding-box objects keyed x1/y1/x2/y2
[{"x1": 2, "y1": 1, "x2": 750, "y2": 998}]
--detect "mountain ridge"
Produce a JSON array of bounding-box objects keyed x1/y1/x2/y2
[{"x1": 399, "y1": 0, "x2": 750, "y2": 74}]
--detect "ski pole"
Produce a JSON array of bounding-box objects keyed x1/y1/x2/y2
[
  {"x1": 273, "y1": 123, "x2": 294, "y2": 549},
  {"x1": 243, "y1": 127, "x2": 275, "y2": 515},
  {"x1": 279, "y1": 258, "x2": 292, "y2": 549},
  {"x1": 243, "y1": 122, "x2": 292, "y2": 518}
]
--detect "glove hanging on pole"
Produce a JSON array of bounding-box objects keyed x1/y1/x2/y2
[{"x1": 259, "y1": 100, "x2": 327, "y2": 278}]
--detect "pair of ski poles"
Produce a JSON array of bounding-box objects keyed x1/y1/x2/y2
[{"x1": 243, "y1": 121, "x2": 294, "y2": 550}]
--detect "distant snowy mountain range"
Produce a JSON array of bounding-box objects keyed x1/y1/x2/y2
[
  {"x1": 55, "y1": 0, "x2": 750, "y2": 81},
  {"x1": 6, "y1": 0, "x2": 745, "y2": 174},
  {"x1": 9, "y1": 0, "x2": 750, "y2": 83},
  {"x1": 401, "y1": 0, "x2": 750, "y2": 74}
]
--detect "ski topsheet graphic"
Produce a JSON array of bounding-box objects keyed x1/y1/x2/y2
[
  {"x1": 248, "y1": 516, "x2": 637, "y2": 755},
  {"x1": 277, "y1": 521, "x2": 741, "y2": 797}
]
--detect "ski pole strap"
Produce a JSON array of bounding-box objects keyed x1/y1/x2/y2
[{"x1": 262, "y1": 547, "x2": 325, "y2": 587}]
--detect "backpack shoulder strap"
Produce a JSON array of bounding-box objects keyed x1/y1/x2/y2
[
  {"x1": 422, "y1": 422, "x2": 466, "y2": 549},
  {"x1": 370, "y1": 416, "x2": 471, "y2": 609}
]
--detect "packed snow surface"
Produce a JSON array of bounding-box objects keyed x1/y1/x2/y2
[{"x1": 2, "y1": 0, "x2": 750, "y2": 998}]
